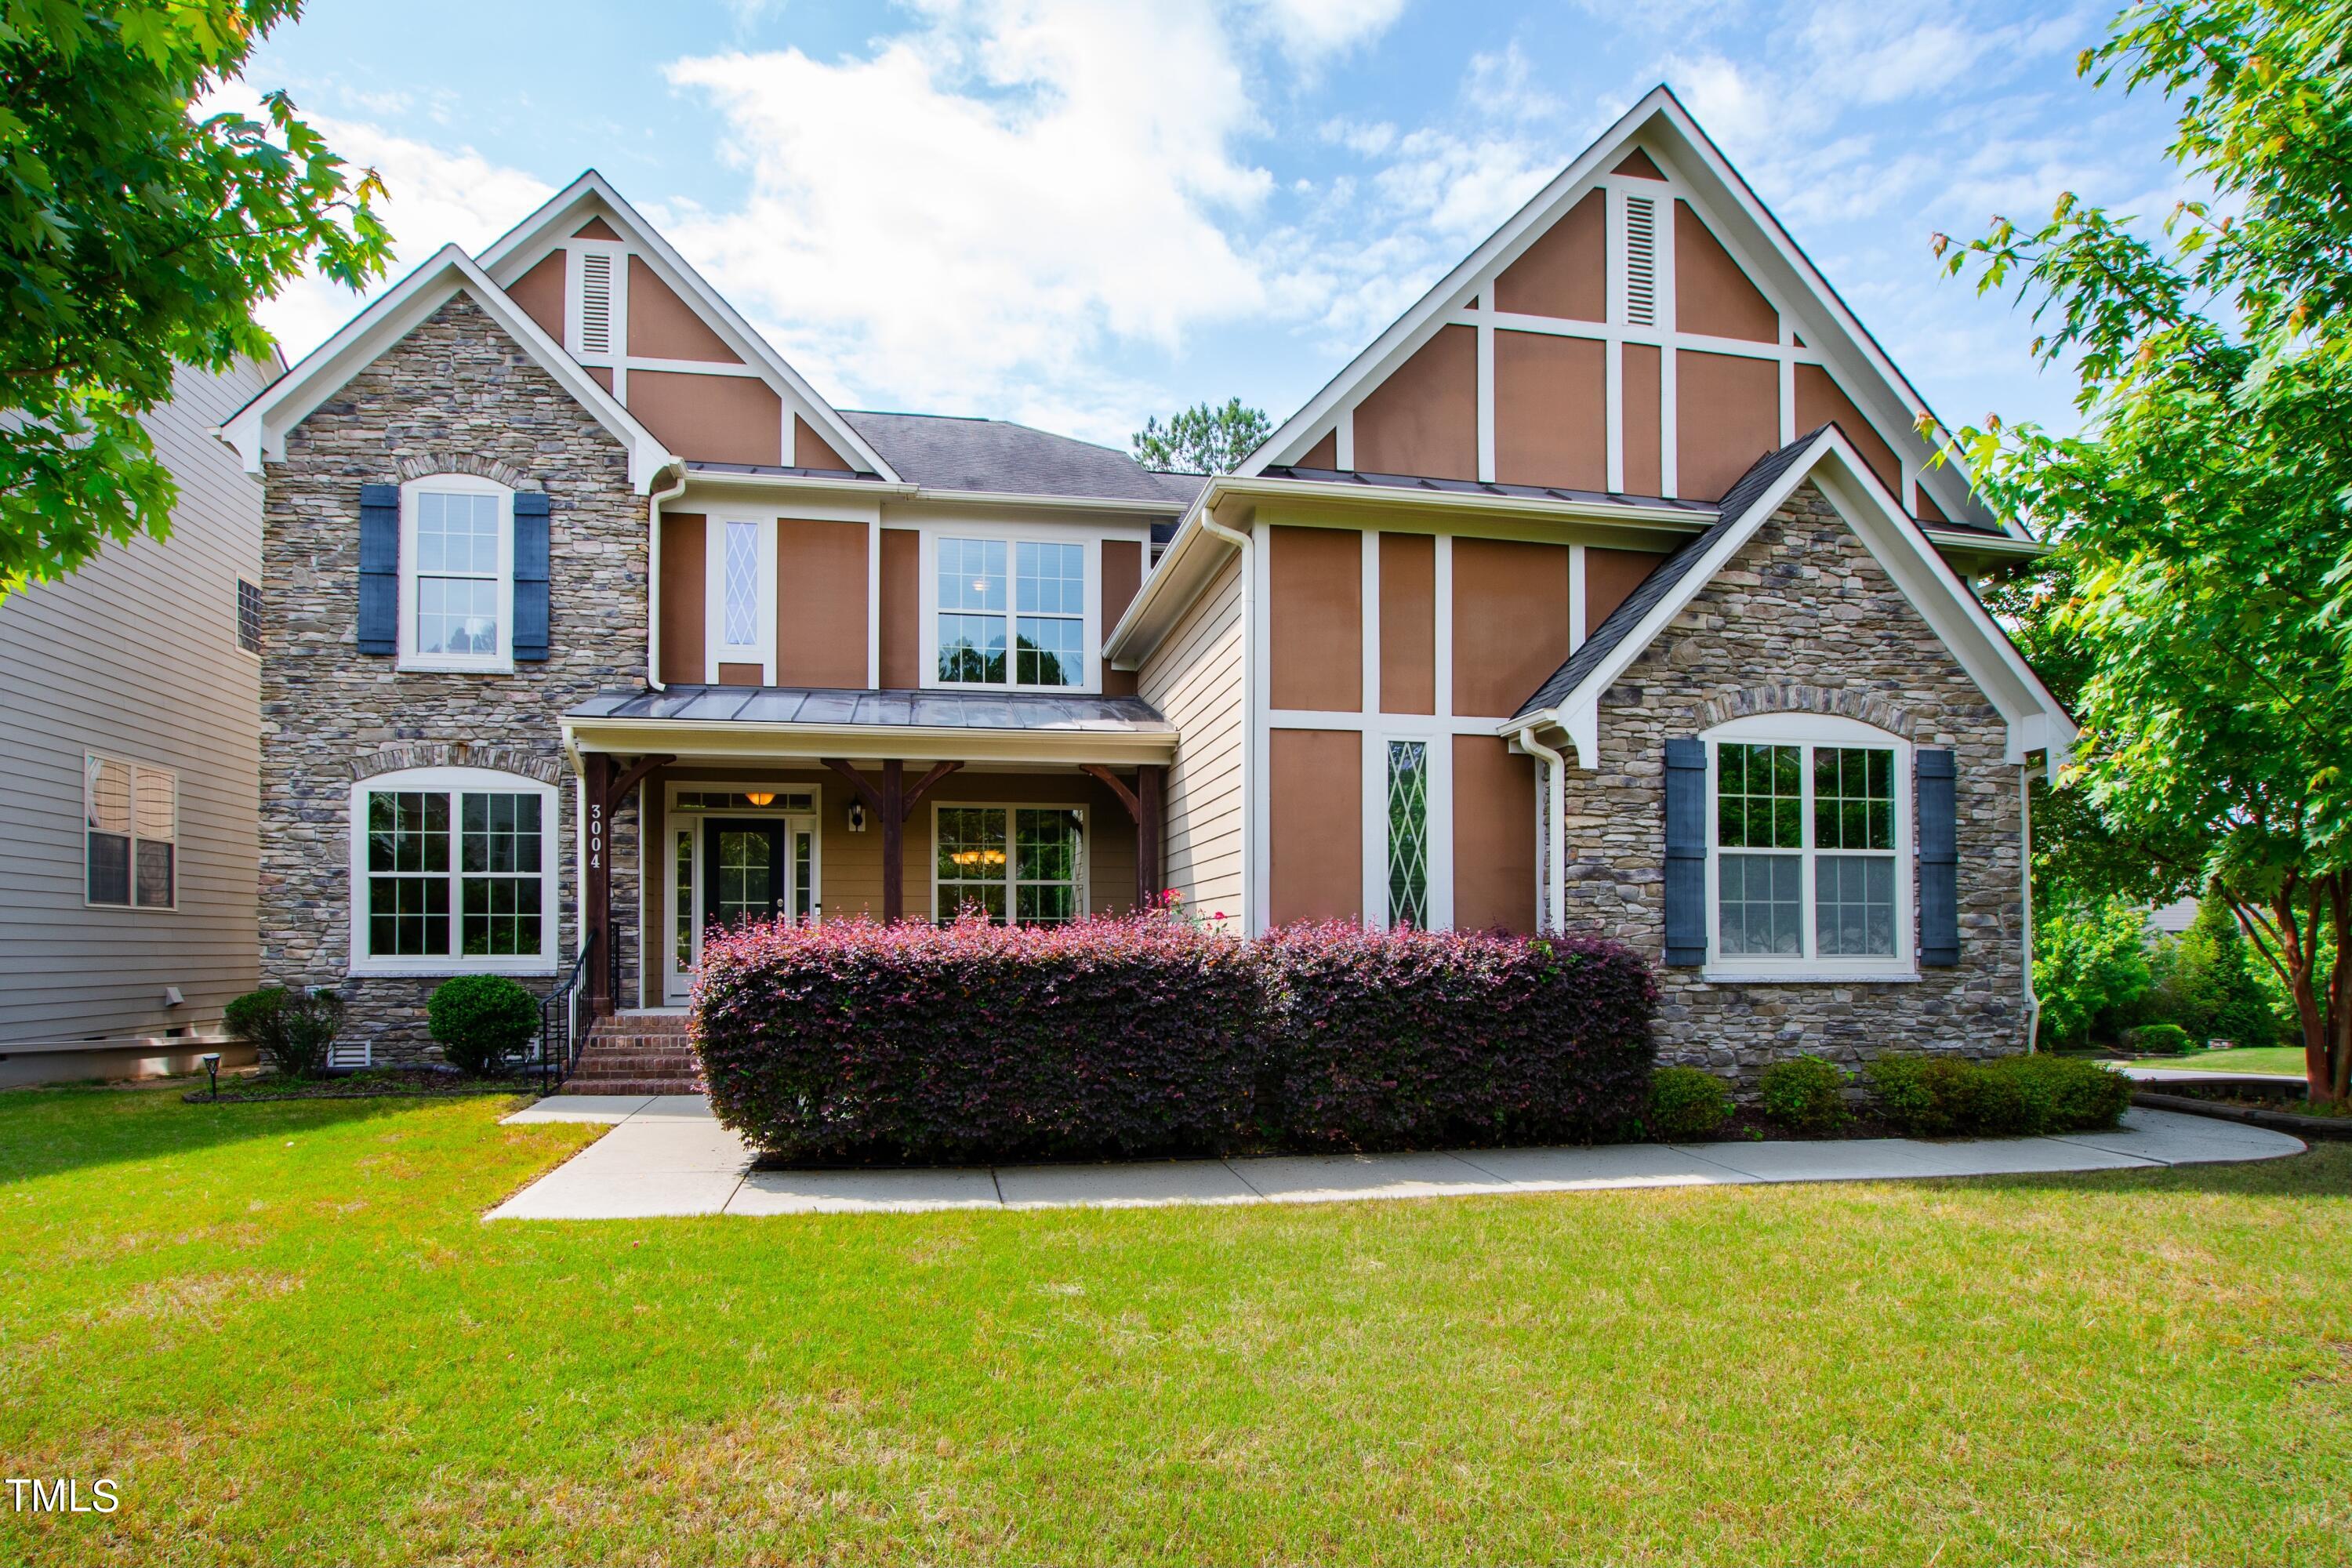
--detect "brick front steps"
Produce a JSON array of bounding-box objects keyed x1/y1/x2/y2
[{"x1": 560, "y1": 1012, "x2": 703, "y2": 1095}]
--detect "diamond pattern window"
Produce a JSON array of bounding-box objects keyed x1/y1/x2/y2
[{"x1": 1387, "y1": 740, "x2": 1428, "y2": 929}]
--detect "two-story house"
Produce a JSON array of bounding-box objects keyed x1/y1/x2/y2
[{"x1": 222, "y1": 86, "x2": 2071, "y2": 1075}]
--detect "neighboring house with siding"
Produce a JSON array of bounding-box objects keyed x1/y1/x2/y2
[
  {"x1": 220, "y1": 85, "x2": 2071, "y2": 1079},
  {"x1": 0, "y1": 354, "x2": 278, "y2": 1082}
]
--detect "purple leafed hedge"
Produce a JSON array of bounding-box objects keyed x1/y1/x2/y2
[{"x1": 695, "y1": 913, "x2": 1657, "y2": 1163}]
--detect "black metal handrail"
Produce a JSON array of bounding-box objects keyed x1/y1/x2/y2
[{"x1": 538, "y1": 929, "x2": 597, "y2": 1093}]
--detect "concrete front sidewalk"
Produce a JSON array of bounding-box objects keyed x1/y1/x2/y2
[{"x1": 485, "y1": 1098, "x2": 2307, "y2": 1221}]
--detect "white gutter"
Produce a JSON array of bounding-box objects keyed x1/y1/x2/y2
[
  {"x1": 1518, "y1": 727, "x2": 1567, "y2": 934},
  {"x1": 2020, "y1": 763, "x2": 2042, "y2": 1053},
  {"x1": 1198, "y1": 509, "x2": 1255, "y2": 935},
  {"x1": 645, "y1": 462, "x2": 687, "y2": 691}
]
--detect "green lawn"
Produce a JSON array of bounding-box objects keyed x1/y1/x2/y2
[
  {"x1": 2147, "y1": 1045, "x2": 2310, "y2": 1076},
  {"x1": 3, "y1": 1086, "x2": 2349, "y2": 1565}
]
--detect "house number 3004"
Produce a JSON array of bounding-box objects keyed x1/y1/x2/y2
[{"x1": 589, "y1": 800, "x2": 604, "y2": 871}]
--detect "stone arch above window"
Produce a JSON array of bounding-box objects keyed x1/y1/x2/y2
[
  {"x1": 1693, "y1": 684, "x2": 1922, "y2": 740},
  {"x1": 391, "y1": 453, "x2": 540, "y2": 492},
  {"x1": 348, "y1": 743, "x2": 562, "y2": 786}
]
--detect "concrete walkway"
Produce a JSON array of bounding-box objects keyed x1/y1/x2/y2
[{"x1": 486, "y1": 1097, "x2": 2307, "y2": 1221}]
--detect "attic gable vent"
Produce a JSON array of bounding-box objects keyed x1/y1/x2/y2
[
  {"x1": 576, "y1": 250, "x2": 615, "y2": 357},
  {"x1": 1624, "y1": 195, "x2": 1658, "y2": 326}
]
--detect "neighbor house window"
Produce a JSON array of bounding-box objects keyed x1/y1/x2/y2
[
  {"x1": 236, "y1": 577, "x2": 263, "y2": 654},
  {"x1": 1387, "y1": 739, "x2": 1428, "y2": 928},
  {"x1": 1706, "y1": 717, "x2": 1911, "y2": 975},
  {"x1": 933, "y1": 804, "x2": 1083, "y2": 924},
  {"x1": 935, "y1": 536, "x2": 1086, "y2": 688},
  {"x1": 348, "y1": 768, "x2": 557, "y2": 972},
  {"x1": 399, "y1": 476, "x2": 511, "y2": 670},
  {"x1": 85, "y1": 756, "x2": 175, "y2": 909}
]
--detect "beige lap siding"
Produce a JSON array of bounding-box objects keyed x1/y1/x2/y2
[
  {"x1": 1137, "y1": 556, "x2": 1246, "y2": 926},
  {"x1": 1556, "y1": 480, "x2": 2025, "y2": 1076},
  {"x1": 258, "y1": 294, "x2": 648, "y2": 1062}
]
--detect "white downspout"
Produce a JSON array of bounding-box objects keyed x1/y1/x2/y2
[
  {"x1": 1519, "y1": 726, "x2": 1567, "y2": 934},
  {"x1": 1200, "y1": 510, "x2": 1254, "y2": 935},
  {"x1": 645, "y1": 463, "x2": 687, "y2": 691},
  {"x1": 2020, "y1": 763, "x2": 2041, "y2": 1053}
]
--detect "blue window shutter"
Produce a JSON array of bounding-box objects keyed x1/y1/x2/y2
[
  {"x1": 357, "y1": 485, "x2": 399, "y2": 655},
  {"x1": 1664, "y1": 737, "x2": 1707, "y2": 966},
  {"x1": 1918, "y1": 748, "x2": 1958, "y2": 966},
  {"x1": 513, "y1": 491, "x2": 550, "y2": 662}
]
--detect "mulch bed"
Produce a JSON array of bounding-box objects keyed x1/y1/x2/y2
[
  {"x1": 2132, "y1": 1077, "x2": 2352, "y2": 1140},
  {"x1": 184, "y1": 1066, "x2": 541, "y2": 1105}
]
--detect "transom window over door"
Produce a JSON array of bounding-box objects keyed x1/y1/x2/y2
[
  {"x1": 934, "y1": 805, "x2": 1083, "y2": 924},
  {"x1": 1705, "y1": 717, "x2": 1912, "y2": 976},
  {"x1": 349, "y1": 768, "x2": 557, "y2": 974},
  {"x1": 935, "y1": 536, "x2": 1087, "y2": 688}
]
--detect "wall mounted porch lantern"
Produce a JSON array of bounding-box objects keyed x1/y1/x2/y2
[{"x1": 847, "y1": 799, "x2": 868, "y2": 833}]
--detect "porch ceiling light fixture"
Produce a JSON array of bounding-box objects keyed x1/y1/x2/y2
[{"x1": 744, "y1": 791, "x2": 776, "y2": 808}]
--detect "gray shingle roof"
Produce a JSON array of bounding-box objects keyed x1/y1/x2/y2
[
  {"x1": 569, "y1": 684, "x2": 1174, "y2": 735},
  {"x1": 839, "y1": 410, "x2": 1203, "y2": 508},
  {"x1": 1512, "y1": 430, "x2": 1832, "y2": 721}
]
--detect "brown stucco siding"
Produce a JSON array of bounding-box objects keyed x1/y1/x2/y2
[
  {"x1": 1100, "y1": 538, "x2": 1142, "y2": 698},
  {"x1": 626, "y1": 257, "x2": 743, "y2": 364},
  {"x1": 1377, "y1": 531, "x2": 1435, "y2": 715},
  {"x1": 1269, "y1": 728, "x2": 1360, "y2": 924},
  {"x1": 1675, "y1": 349, "x2": 1779, "y2": 502},
  {"x1": 1268, "y1": 524, "x2": 1362, "y2": 712},
  {"x1": 1585, "y1": 546, "x2": 1667, "y2": 631},
  {"x1": 1556, "y1": 481, "x2": 2024, "y2": 1073},
  {"x1": 258, "y1": 292, "x2": 647, "y2": 1062},
  {"x1": 1795, "y1": 364, "x2": 1900, "y2": 499},
  {"x1": 878, "y1": 528, "x2": 920, "y2": 687},
  {"x1": 1452, "y1": 735, "x2": 1536, "y2": 934},
  {"x1": 1299, "y1": 430, "x2": 1338, "y2": 469},
  {"x1": 1451, "y1": 537, "x2": 1571, "y2": 718},
  {"x1": 1621, "y1": 343, "x2": 1662, "y2": 496},
  {"x1": 659, "y1": 512, "x2": 706, "y2": 684},
  {"x1": 775, "y1": 519, "x2": 868, "y2": 688},
  {"x1": 1494, "y1": 331, "x2": 1606, "y2": 491},
  {"x1": 1674, "y1": 200, "x2": 1778, "y2": 343},
  {"x1": 1353, "y1": 324, "x2": 1476, "y2": 481},
  {"x1": 508, "y1": 252, "x2": 564, "y2": 346},
  {"x1": 793, "y1": 416, "x2": 854, "y2": 474},
  {"x1": 1493, "y1": 188, "x2": 1605, "y2": 321},
  {"x1": 629, "y1": 369, "x2": 783, "y2": 466}
]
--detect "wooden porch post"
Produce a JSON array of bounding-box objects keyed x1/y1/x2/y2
[
  {"x1": 822, "y1": 758, "x2": 965, "y2": 923},
  {"x1": 583, "y1": 752, "x2": 614, "y2": 1016},
  {"x1": 1138, "y1": 764, "x2": 1164, "y2": 913}
]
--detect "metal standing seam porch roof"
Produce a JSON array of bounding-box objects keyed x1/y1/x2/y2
[{"x1": 564, "y1": 687, "x2": 1177, "y2": 765}]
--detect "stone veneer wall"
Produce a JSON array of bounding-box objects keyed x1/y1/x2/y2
[
  {"x1": 1556, "y1": 481, "x2": 2026, "y2": 1076},
  {"x1": 258, "y1": 293, "x2": 646, "y2": 1061}
]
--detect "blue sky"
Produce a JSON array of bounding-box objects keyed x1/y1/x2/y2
[{"x1": 238, "y1": 0, "x2": 2184, "y2": 452}]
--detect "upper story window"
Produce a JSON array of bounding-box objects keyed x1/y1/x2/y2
[
  {"x1": 236, "y1": 577, "x2": 262, "y2": 654},
  {"x1": 1704, "y1": 715, "x2": 1911, "y2": 978},
  {"x1": 399, "y1": 475, "x2": 513, "y2": 672},
  {"x1": 86, "y1": 756, "x2": 176, "y2": 909},
  {"x1": 935, "y1": 536, "x2": 1086, "y2": 688},
  {"x1": 348, "y1": 767, "x2": 557, "y2": 975},
  {"x1": 702, "y1": 514, "x2": 775, "y2": 683}
]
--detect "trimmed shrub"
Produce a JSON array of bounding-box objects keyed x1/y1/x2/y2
[
  {"x1": 1866, "y1": 1052, "x2": 2130, "y2": 1136},
  {"x1": 2124, "y1": 1022, "x2": 2193, "y2": 1056},
  {"x1": 1258, "y1": 924, "x2": 1658, "y2": 1151},
  {"x1": 225, "y1": 984, "x2": 342, "y2": 1078},
  {"x1": 699, "y1": 913, "x2": 1270, "y2": 1163},
  {"x1": 695, "y1": 914, "x2": 1658, "y2": 1162},
  {"x1": 426, "y1": 975, "x2": 539, "y2": 1076},
  {"x1": 1646, "y1": 1065, "x2": 1733, "y2": 1142},
  {"x1": 1758, "y1": 1054, "x2": 1850, "y2": 1134}
]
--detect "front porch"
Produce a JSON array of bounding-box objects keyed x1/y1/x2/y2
[{"x1": 563, "y1": 684, "x2": 1179, "y2": 1013}]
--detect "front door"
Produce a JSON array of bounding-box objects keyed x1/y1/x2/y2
[{"x1": 704, "y1": 818, "x2": 786, "y2": 930}]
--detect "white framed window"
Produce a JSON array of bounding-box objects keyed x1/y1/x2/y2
[
  {"x1": 931, "y1": 804, "x2": 1086, "y2": 925},
  {"x1": 920, "y1": 528, "x2": 1102, "y2": 691},
  {"x1": 1386, "y1": 739, "x2": 1429, "y2": 928},
  {"x1": 1702, "y1": 714, "x2": 1915, "y2": 981},
  {"x1": 236, "y1": 577, "x2": 263, "y2": 655},
  {"x1": 85, "y1": 755, "x2": 176, "y2": 909},
  {"x1": 397, "y1": 474, "x2": 514, "y2": 673},
  {"x1": 347, "y1": 766, "x2": 559, "y2": 975},
  {"x1": 703, "y1": 514, "x2": 775, "y2": 683}
]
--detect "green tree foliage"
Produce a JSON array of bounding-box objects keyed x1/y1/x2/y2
[
  {"x1": 1131, "y1": 397, "x2": 1271, "y2": 474},
  {"x1": 1930, "y1": 0, "x2": 2352, "y2": 1100},
  {"x1": 2033, "y1": 894, "x2": 2154, "y2": 1050},
  {"x1": 2150, "y1": 896, "x2": 2282, "y2": 1047},
  {"x1": 2, "y1": 1, "x2": 390, "y2": 595}
]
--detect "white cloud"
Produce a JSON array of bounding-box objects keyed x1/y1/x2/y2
[
  {"x1": 660, "y1": 0, "x2": 1279, "y2": 435},
  {"x1": 204, "y1": 83, "x2": 554, "y2": 361},
  {"x1": 1247, "y1": 0, "x2": 1410, "y2": 61}
]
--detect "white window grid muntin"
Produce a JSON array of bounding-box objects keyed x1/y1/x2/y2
[
  {"x1": 83, "y1": 754, "x2": 176, "y2": 910},
  {"x1": 915, "y1": 524, "x2": 1109, "y2": 693},
  {"x1": 1700, "y1": 714, "x2": 1914, "y2": 978},
  {"x1": 397, "y1": 474, "x2": 514, "y2": 673},
  {"x1": 928, "y1": 802, "x2": 1088, "y2": 925},
  {"x1": 702, "y1": 514, "x2": 776, "y2": 683},
  {"x1": 345, "y1": 767, "x2": 561, "y2": 976}
]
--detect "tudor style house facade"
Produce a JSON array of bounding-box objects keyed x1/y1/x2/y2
[{"x1": 223, "y1": 86, "x2": 2071, "y2": 1073}]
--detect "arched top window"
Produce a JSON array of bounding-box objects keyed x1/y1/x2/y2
[
  {"x1": 347, "y1": 765, "x2": 557, "y2": 975},
  {"x1": 1699, "y1": 713, "x2": 1915, "y2": 980}
]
